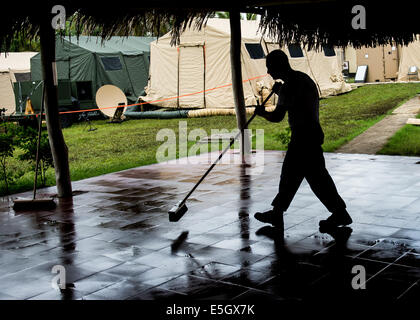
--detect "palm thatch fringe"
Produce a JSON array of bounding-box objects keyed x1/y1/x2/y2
[{"x1": 1, "y1": 1, "x2": 420, "y2": 52}]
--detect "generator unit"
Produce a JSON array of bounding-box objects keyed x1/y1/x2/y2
[{"x1": 10, "y1": 80, "x2": 105, "y2": 128}]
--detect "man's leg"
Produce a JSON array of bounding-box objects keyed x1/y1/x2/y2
[
  {"x1": 271, "y1": 148, "x2": 305, "y2": 211},
  {"x1": 255, "y1": 147, "x2": 304, "y2": 226},
  {"x1": 304, "y1": 146, "x2": 352, "y2": 227}
]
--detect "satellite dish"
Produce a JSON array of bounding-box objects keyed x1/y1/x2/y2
[{"x1": 95, "y1": 84, "x2": 127, "y2": 118}]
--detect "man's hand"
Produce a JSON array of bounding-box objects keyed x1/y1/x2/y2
[
  {"x1": 254, "y1": 104, "x2": 266, "y2": 116},
  {"x1": 271, "y1": 81, "x2": 282, "y2": 94}
]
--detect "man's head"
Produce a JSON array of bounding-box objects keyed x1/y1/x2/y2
[{"x1": 266, "y1": 50, "x2": 292, "y2": 80}]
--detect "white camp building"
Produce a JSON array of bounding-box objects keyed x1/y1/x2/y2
[{"x1": 0, "y1": 52, "x2": 37, "y2": 115}]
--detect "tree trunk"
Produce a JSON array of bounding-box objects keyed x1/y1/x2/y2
[
  {"x1": 229, "y1": 10, "x2": 250, "y2": 161},
  {"x1": 39, "y1": 11, "x2": 72, "y2": 198}
]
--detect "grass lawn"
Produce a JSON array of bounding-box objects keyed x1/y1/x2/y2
[
  {"x1": 3, "y1": 82, "x2": 420, "y2": 196},
  {"x1": 378, "y1": 111, "x2": 420, "y2": 156},
  {"x1": 345, "y1": 76, "x2": 355, "y2": 83}
]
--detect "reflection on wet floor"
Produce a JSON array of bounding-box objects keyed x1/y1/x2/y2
[{"x1": 0, "y1": 150, "x2": 420, "y2": 301}]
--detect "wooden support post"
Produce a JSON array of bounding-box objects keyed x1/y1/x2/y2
[
  {"x1": 39, "y1": 9, "x2": 72, "y2": 198},
  {"x1": 230, "y1": 10, "x2": 250, "y2": 162}
]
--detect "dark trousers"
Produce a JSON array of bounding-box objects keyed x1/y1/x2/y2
[{"x1": 271, "y1": 142, "x2": 346, "y2": 213}]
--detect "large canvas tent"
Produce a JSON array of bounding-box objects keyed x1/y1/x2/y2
[
  {"x1": 354, "y1": 45, "x2": 399, "y2": 82},
  {"x1": 397, "y1": 37, "x2": 420, "y2": 81},
  {"x1": 31, "y1": 36, "x2": 156, "y2": 104},
  {"x1": 0, "y1": 52, "x2": 37, "y2": 115},
  {"x1": 266, "y1": 42, "x2": 351, "y2": 97},
  {"x1": 343, "y1": 40, "x2": 420, "y2": 83},
  {"x1": 143, "y1": 19, "x2": 351, "y2": 110}
]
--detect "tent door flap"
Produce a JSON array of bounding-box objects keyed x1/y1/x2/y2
[{"x1": 177, "y1": 45, "x2": 205, "y2": 108}]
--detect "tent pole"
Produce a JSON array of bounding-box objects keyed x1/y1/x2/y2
[
  {"x1": 177, "y1": 47, "x2": 180, "y2": 108},
  {"x1": 39, "y1": 9, "x2": 73, "y2": 198},
  {"x1": 229, "y1": 9, "x2": 249, "y2": 162}
]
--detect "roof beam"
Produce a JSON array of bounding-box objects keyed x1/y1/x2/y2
[{"x1": 229, "y1": 9, "x2": 250, "y2": 161}]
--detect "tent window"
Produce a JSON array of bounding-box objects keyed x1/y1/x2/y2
[
  {"x1": 101, "y1": 56, "x2": 123, "y2": 71},
  {"x1": 288, "y1": 44, "x2": 304, "y2": 58},
  {"x1": 14, "y1": 72, "x2": 31, "y2": 82},
  {"x1": 245, "y1": 43, "x2": 265, "y2": 59},
  {"x1": 323, "y1": 45, "x2": 336, "y2": 57}
]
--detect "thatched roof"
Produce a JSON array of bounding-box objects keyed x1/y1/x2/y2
[
  {"x1": 258, "y1": 0, "x2": 420, "y2": 49},
  {"x1": 2, "y1": 0, "x2": 420, "y2": 51}
]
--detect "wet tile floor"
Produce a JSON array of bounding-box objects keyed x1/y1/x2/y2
[{"x1": 1, "y1": 150, "x2": 420, "y2": 302}]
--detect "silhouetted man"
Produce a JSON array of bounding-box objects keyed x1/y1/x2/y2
[{"x1": 254, "y1": 49, "x2": 352, "y2": 231}]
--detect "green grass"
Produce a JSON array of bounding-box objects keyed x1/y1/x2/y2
[
  {"x1": 3, "y1": 82, "x2": 420, "y2": 196},
  {"x1": 345, "y1": 76, "x2": 355, "y2": 83},
  {"x1": 378, "y1": 111, "x2": 420, "y2": 156},
  {"x1": 251, "y1": 83, "x2": 420, "y2": 152}
]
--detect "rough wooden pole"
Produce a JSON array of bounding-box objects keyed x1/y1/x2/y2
[
  {"x1": 229, "y1": 10, "x2": 250, "y2": 161},
  {"x1": 39, "y1": 9, "x2": 73, "y2": 198}
]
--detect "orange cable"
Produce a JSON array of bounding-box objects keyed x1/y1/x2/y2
[{"x1": 41, "y1": 73, "x2": 269, "y2": 116}]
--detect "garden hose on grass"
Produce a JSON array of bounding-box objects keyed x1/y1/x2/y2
[{"x1": 124, "y1": 110, "x2": 189, "y2": 119}]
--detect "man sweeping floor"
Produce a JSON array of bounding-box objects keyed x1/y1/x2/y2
[{"x1": 254, "y1": 49, "x2": 352, "y2": 231}]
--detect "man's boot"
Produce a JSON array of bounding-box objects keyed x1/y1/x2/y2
[
  {"x1": 319, "y1": 209, "x2": 352, "y2": 230},
  {"x1": 254, "y1": 207, "x2": 284, "y2": 228}
]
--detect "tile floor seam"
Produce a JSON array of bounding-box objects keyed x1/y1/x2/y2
[
  {"x1": 364, "y1": 250, "x2": 414, "y2": 284},
  {"x1": 124, "y1": 287, "x2": 188, "y2": 300},
  {"x1": 188, "y1": 273, "x2": 273, "y2": 295},
  {"x1": 396, "y1": 279, "x2": 419, "y2": 300},
  {"x1": 77, "y1": 281, "x2": 137, "y2": 300},
  {"x1": 351, "y1": 240, "x2": 384, "y2": 259},
  {"x1": 2, "y1": 151, "x2": 420, "y2": 301}
]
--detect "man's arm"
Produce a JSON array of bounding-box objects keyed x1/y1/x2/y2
[
  {"x1": 257, "y1": 104, "x2": 287, "y2": 123},
  {"x1": 255, "y1": 81, "x2": 287, "y2": 122}
]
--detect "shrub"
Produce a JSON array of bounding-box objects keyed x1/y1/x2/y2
[
  {"x1": 276, "y1": 126, "x2": 291, "y2": 148},
  {"x1": 17, "y1": 126, "x2": 54, "y2": 187},
  {"x1": 0, "y1": 125, "x2": 15, "y2": 194}
]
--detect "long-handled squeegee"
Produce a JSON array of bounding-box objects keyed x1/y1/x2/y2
[{"x1": 168, "y1": 89, "x2": 275, "y2": 222}]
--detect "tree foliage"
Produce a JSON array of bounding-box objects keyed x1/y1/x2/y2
[
  {"x1": 212, "y1": 12, "x2": 258, "y2": 20},
  {"x1": 7, "y1": 33, "x2": 40, "y2": 52},
  {"x1": 0, "y1": 123, "x2": 18, "y2": 194}
]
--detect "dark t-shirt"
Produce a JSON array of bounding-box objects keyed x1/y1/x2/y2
[{"x1": 275, "y1": 70, "x2": 324, "y2": 145}]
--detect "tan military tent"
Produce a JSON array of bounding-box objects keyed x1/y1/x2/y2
[
  {"x1": 265, "y1": 42, "x2": 351, "y2": 97},
  {"x1": 397, "y1": 37, "x2": 420, "y2": 81},
  {"x1": 143, "y1": 19, "x2": 351, "y2": 110},
  {"x1": 348, "y1": 36, "x2": 420, "y2": 82},
  {"x1": 354, "y1": 45, "x2": 400, "y2": 83},
  {"x1": 0, "y1": 52, "x2": 37, "y2": 115}
]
